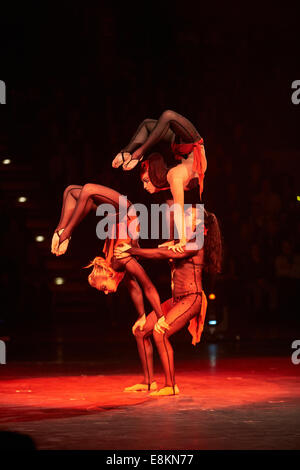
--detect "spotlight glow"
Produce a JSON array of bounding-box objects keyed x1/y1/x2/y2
[
  {"x1": 54, "y1": 277, "x2": 65, "y2": 285},
  {"x1": 18, "y1": 196, "x2": 27, "y2": 203},
  {"x1": 297, "y1": 196, "x2": 300, "y2": 202},
  {"x1": 209, "y1": 293, "x2": 216, "y2": 300},
  {"x1": 208, "y1": 320, "x2": 217, "y2": 325},
  {"x1": 35, "y1": 235, "x2": 45, "y2": 242},
  {"x1": 2, "y1": 159, "x2": 11, "y2": 165}
]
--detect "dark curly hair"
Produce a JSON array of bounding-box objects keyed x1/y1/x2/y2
[
  {"x1": 140, "y1": 153, "x2": 201, "y2": 192},
  {"x1": 203, "y1": 210, "x2": 222, "y2": 274},
  {"x1": 140, "y1": 153, "x2": 169, "y2": 189}
]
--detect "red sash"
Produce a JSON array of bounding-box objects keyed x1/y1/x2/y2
[
  {"x1": 187, "y1": 290, "x2": 208, "y2": 345},
  {"x1": 171, "y1": 138, "x2": 207, "y2": 200},
  {"x1": 103, "y1": 215, "x2": 139, "y2": 264}
]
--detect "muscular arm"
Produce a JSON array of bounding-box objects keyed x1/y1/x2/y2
[
  {"x1": 123, "y1": 273, "x2": 145, "y2": 318},
  {"x1": 131, "y1": 110, "x2": 201, "y2": 159},
  {"x1": 128, "y1": 246, "x2": 199, "y2": 260},
  {"x1": 167, "y1": 174, "x2": 186, "y2": 243}
]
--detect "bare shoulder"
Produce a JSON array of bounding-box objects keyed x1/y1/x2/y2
[{"x1": 167, "y1": 164, "x2": 189, "y2": 184}]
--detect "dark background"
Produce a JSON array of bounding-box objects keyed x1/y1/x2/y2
[{"x1": 0, "y1": 2, "x2": 299, "y2": 362}]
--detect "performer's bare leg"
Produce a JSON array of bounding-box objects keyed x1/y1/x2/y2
[
  {"x1": 133, "y1": 312, "x2": 156, "y2": 388},
  {"x1": 51, "y1": 185, "x2": 97, "y2": 255},
  {"x1": 124, "y1": 298, "x2": 174, "y2": 392},
  {"x1": 151, "y1": 293, "x2": 202, "y2": 396},
  {"x1": 53, "y1": 183, "x2": 128, "y2": 255}
]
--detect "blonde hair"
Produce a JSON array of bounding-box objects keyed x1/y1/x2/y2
[{"x1": 85, "y1": 256, "x2": 124, "y2": 293}]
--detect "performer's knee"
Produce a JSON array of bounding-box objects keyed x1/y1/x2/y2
[
  {"x1": 64, "y1": 184, "x2": 78, "y2": 196},
  {"x1": 153, "y1": 328, "x2": 165, "y2": 344},
  {"x1": 161, "y1": 109, "x2": 174, "y2": 122},
  {"x1": 134, "y1": 328, "x2": 146, "y2": 340},
  {"x1": 81, "y1": 183, "x2": 94, "y2": 195}
]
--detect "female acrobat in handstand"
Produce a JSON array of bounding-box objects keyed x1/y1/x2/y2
[
  {"x1": 112, "y1": 110, "x2": 207, "y2": 250},
  {"x1": 51, "y1": 183, "x2": 166, "y2": 355}
]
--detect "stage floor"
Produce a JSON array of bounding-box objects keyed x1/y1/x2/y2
[{"x1": 1, "y1": 343, "x2": 300, "y2": 450}]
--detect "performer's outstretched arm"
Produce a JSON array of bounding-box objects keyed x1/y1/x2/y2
[
  {"x1": 123, "y1": 273, "x2": 145, "y2": 318},
  {"x1": 123, "y1": 273, "x2": 149, "y2": 336},
  {"x1": 128, "y1": 246, "x2": 199, "y2": 260}
]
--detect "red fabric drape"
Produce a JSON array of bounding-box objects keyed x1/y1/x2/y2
[
  {"x1": 188, "y1": 290, "x2": 208, "y2": 345},
  {"x1": 103, "y1": 216, "x2": 139, "y2": 264},
  {"x1": 171, "y1": 138, "x2": 207, "y2": 200}
]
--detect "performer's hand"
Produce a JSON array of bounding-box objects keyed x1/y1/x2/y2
[
  {"x1": 114, "y1": 251, "x2": 131, "y2": 260},
  {"x1": 158, "y1": 240, "x2": 175, "y2": 248},
  {"x1": 132, "y1": 314, "x2": 147, "y2": 335},
  {"x1": 168, "y1": 239, "x2": 186, "y2": 253},
  {"x1": 114, "y1": 243, "x2": 131, "y2": 259},
  {"x1": 154, "y1": 316, "x2": 170, "y2": 334}
]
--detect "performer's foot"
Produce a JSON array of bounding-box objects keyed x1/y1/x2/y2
[
  {"x1": 56, "y1": 231, "x2": 71, "y2": 256},
  {"x1": 149, "y1": 385, "x2": 179, "y2": 397},
  {"x1": 51, "y1": 229, "x2": 64, "y2": 255},
  {"x1": 56, "y1": 237, "x2": 70, "y2": 256},
  {"x1": 112, "y1": 152, "x2": 132, "y2": 169},
  {"x1": 123, "y1": 381, "x2": 157, "y2": 392},
  {"x1": 122, "y1": 155, "x2": 143, "y2": 171}
]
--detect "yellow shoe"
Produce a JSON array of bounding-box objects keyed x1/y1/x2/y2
[
  {"x1": 149, "y1": 385, "x2": 179, "y2": 396},
  {"x1": 51, "y1": 229, "x2": 64, "y2": 254},
  {"x1": 123, "y1": 381, "x2": 158, "y2": 392},
  {"x1": 56, "y1": 236, "x2": 71, "y2": 256},
  {"x1": 112, "y1": 152, "x2": 132, "y2": 169}
]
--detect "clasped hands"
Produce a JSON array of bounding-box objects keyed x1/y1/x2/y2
[{"x1": 114, "y1": 239, "x2": 186, "y2": 260}]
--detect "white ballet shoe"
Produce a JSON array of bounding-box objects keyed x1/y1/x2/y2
[
  {"x1": 112, "y1": 152, "x2": 132, "y2": 169},
  {"x1": 123, "y1": 381, "x2": 157, "y2": 392},
  {"x1": 149, "y1": 385, "x2": 179, "y2": 397},
  {"x1": 51, "y1": 229, "x2": 64, "y2": 254}
]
